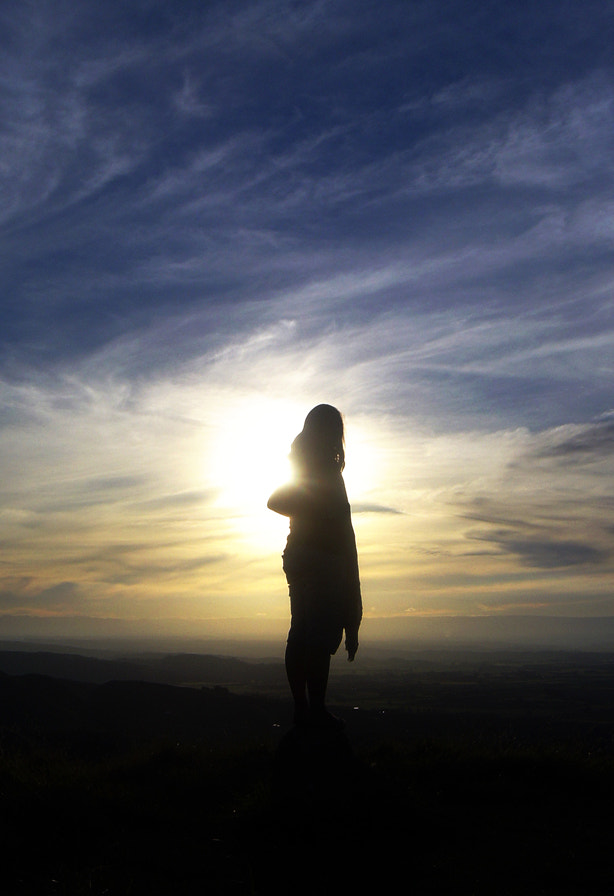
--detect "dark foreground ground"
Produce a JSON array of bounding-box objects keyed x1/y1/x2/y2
[{"x1": 1, "y1": 648, "x2": 614, "y2": 895}]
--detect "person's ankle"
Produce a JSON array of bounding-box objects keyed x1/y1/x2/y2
[{"x1": 293, "y1": 704, "x2": 309, "y2": 725}]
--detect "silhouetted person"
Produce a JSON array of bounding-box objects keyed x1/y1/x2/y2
[{"x1": 268, "y1": 404, "x2": 362, "y2": 729}]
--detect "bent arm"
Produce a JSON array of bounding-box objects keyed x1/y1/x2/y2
[{"x1": 267, "y1": 484, "x2": 308, "y2": 517}]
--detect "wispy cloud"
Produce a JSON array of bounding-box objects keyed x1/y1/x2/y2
[
  {"x1": 1, "y1": 0, "x2": 614, "y2": 634},
  {"x1": 454, "y1": 415, "x2": 614, "y2": 581}
]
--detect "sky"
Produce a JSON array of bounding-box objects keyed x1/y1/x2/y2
[{"x1": 1, "y1": 0, "x2": 613, "y2": 644}]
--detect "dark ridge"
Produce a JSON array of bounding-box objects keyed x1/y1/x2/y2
[
  {"x1": 0, "y1": 671, "x2": 285, "y2": 750},
  {"x1": 0, "y1": 649, "x2": 285, "y2": 687}
]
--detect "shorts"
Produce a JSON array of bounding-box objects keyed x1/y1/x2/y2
[{"x1": 282, "y1": 543, "x2": 346, "y2": 656}]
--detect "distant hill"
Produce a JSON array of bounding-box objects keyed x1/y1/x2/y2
[
  {"x1": 0, "y1": 670, "x2": 286, "y2": 747},
  {"x1": 0, "y1": 649, "x2": 285, "y2": 687}
]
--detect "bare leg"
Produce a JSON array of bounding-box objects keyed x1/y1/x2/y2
[
  {"x1": 306, "y1": 650, "x2": 331, "y2": 714},
  {"x1": 307, "y1": 648, "x2": 344, "y2": 728},
  {"x1": 285, "y1": 640, "x2": 309, "y2": 723}
]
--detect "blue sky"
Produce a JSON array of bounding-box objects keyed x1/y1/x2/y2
[{"x1": 1, "y1": 0, "x2": 613, "y2": 641}]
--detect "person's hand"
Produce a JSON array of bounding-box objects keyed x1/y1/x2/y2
[{"x1": 345, "y1": 640, "x2": 358, "y2": 662}]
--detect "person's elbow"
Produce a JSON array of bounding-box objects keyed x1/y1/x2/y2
[{"x1": 267, "y1": 493, "x2": 288, "y2": 515}]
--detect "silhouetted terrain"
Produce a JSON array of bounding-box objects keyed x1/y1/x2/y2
[
  {"x1": 0, "y1": 648, "x2": 285, "y2": 688},
  {"x1": 2, "y1": 647, "x2": 614, "y2": 894}
]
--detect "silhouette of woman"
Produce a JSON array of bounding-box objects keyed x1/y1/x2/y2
[{"x1": 268, "y1": 404, "x2": 362, "y2": 728}]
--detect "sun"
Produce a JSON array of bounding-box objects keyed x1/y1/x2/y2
[
  {"x1": 206, "y1": 396, "x2": 377, "y2": 548},
  {"x1": 209, "y1": 396, "x2": 301, "y2": 519}
]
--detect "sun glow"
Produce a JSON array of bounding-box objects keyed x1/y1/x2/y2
[
  {"x1": 342, "y1": 419, "x2": 378, "y2": 503},
  {"x1": 207, "y1": 399, "x2": 378, "y2": 547},
  {"x1": 209, "y1": 396, "x2": 300, "y2": 520}
]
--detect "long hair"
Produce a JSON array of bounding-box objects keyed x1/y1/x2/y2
[{"x1": 291, "y1": 404, "x2": 345, "y2": 474}]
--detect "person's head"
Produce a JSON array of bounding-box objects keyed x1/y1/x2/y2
[{"x1": 291, "y1": 404, "x2": 345, "y2": 474}]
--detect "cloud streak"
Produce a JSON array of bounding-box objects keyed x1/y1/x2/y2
[{"x1": 1, "y1": 0, "x2": 614, "y2": 636}]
